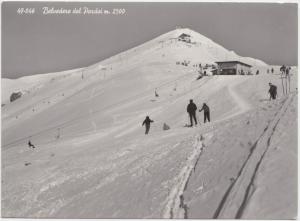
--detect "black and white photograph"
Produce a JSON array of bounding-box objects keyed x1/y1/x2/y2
[{"x1": 1, "y1": 1, "x2": 298, "y2": 219}]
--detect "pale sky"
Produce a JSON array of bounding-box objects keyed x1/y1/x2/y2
[{"x1": 1, "y1": 2, "x2": 298, "y2": 79}]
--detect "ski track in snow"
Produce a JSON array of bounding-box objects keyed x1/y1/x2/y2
[
  {"x1": 161, "y1": 78, "x2": 252, "y2": 219},
  {"x1": 222, "y1": 79, "x2": 251, "y2": 121},
  {"x1": 163, "y1": 134, "x2": 205, "y2": 219},
  {"x1": 213, "y1": 93, "x2": 295, "y2": 219}
]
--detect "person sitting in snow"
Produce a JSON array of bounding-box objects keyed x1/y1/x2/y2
[
  {"x1": 163, "y1": 123, "x2": 170, "y2": 130},
  {"x1": 199, "y1": 103, "x2": 210, "y2": 123},
  {"x1": 28, "y1": 140, "x2": 35, "y2": 149},
  {"x1": 187, "y1": 99, "x2": 198, "y2": 127},
  {"x1": 268, "y1": 83, "x2": 277, "y2": 100},
  {"x1": 155, "y1": 89, "x2": 159, "y2": 97},
  {"x1": 142, "y1": 116, "x2": 154, "y2": 135}
]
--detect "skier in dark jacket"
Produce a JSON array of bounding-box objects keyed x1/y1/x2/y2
[
  {"x1": 199, "y1": 103, "x2": 210, "y2": 123},
  {"x1": 286, "y1": 67, "x2": 290, "y2": 76},
  {"x1": 187, "y1": 99, "x2": 198, "y2": 126},
  {"x1": 280, "y1": 65, "x2": 286, "y2": 74},
  {"x1": 268, "y1": 83, "x2": 277, "y2": 100},
  {"x1": 142, "y1": 116, "x2": 154, "y2": 135}
]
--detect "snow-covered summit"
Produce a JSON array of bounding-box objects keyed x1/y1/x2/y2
[{"x1": 92, "y1": 27, "x2": 267, "y2": 69}]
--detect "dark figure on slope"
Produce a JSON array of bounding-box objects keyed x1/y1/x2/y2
[
  {"x1": 187, "y1": 99, "x2": 198, "y2": 127},
  {"x1": 286, "y1": 67, "x2": 290, "y2": 76},
  {"x1": 142, "y1": 116, "x2": 154, "y2": 135},
  {"x1": 199, "y1": 103, "x2": 210, "y2": 123},
  {"x1": 28, "y1": 140, "x2": 35, "y2": 149},
  {"x1": 280, "y1": 65, "x2": 286, "y2": 74},
  {"x1": 268, "y1": 83, "x2": 277, "y2": 100}
]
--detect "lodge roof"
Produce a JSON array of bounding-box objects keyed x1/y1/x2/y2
[
  {"x1": 215, "y1": 61, "x2": 252, "y2": 68},
  {"x1": 178, "y1": 33, "x2": 191, "y2": 39}
]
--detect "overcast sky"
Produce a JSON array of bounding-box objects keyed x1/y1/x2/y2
[{"x1": 2, "y1": 2, "x2": 298, "y2": 79}]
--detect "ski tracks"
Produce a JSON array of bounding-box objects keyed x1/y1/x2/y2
[
  {"x1": 223, "y1": 80, "x2": 251, "y2": 120},
  {"x1": 162, "y1": 134, "x2": 205, "y2": 219},
  {"x1": 162, "y1": 78, "x2": 252, "y2": 219},
  {"x1": 214, "y1": 93, "x2": 295, "y2": 219}
]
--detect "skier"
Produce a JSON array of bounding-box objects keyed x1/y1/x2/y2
[
  {"x1": 280, "y1": 65, "x2": 286, "y2": 74},
  {"x1": 285, "y1": 67, "x2": 291, "y2": 93},
  {"x1": 199, "y1": 103, "x2": 210, "y2": 123},
  {"x1": 155, "y1": 89, "x2": 159, "y2": 97},
  {"x1": 268, "y1": 83, "x2": 277, "y2": 100},
  {"x1": 256, "y1": 70, "x2": 259, "y2": 75},
  {"x1": 286, "y1": 67, "x2": 290, "y2": 76},
  {"x1": 187, "y1": 99, "x2": 198, "y2": 127},
  {"x1": 142, "y1": 116, "x2": 154, "y2": 135},
  {"x1": 271, "y1": 68, "x2": 274, "y2": 73},
  {"x1": 28, "y1": 140, "x2": 35, "y2": 149}
]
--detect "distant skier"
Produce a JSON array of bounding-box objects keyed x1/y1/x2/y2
[
  {"x1": 280, "y1": 65, "x2": 286, "y2": 74},
  {"x1": 155, "y1": 89, "x2": 159, "y2": 97},
  {"x1": 142, "y1": 116, "x2": 154, "y2": 135},
  {"x1": 256, "y1": 70, "x2": 259, "y2": 75},
  {"x1": 286, "y1": 67, "x2": 290, "y2": 76},
  {"x1": 28, "y1": 140, "x2": 35, "y2": 149},
  {"x1": 271, "y1": 68, "x2": 274, "y2": 73},
  {"x1": 199, "y1": 103, "x2": 210, "y2": 123},
  {"x1": 187, "y1": 99, "x2": 198, "y2": 127},
  {"x1": 268, "y1": 83, "x2": 277, "y2": 100}
]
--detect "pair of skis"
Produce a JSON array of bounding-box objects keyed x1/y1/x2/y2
[{"x1": 281, "y1": 71, "x2": 291, "y2": 96}]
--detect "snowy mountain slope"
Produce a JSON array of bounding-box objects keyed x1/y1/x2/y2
[
  {"x1": 2, "y1": 28, "x2": 269, "y2": 126},
  {"x1": 93, "y1": 28, "x2": 267, "y2": 68},
  {"x1": 1, "y1": 67, "x2": 87, "y2": 104},
  {"x1": 2, "y1": 70, "x2": 297, "y2": 218},
  {"x1": 1, "y1": 28, "x2": 296, "y2": 218}
]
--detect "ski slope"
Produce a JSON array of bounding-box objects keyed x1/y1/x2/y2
[{"x1": 1, "y1": 28, "x2": 297, "y2": 219}]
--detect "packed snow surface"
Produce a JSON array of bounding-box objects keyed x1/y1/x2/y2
[{"x1": 1, "y1": 28, "x2": 297, "y2": 219}]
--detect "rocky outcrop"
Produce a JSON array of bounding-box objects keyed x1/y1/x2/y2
[{"x1": 10, "y1": 91, "x2": 22, "y2": 102}]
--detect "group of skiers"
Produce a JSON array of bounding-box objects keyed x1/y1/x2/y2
[
  {"x1": 187, "y1": 99, "x2": 210, "y2": 127},
  {"x1": 142, "y1": 99, "x2": 211, "y2": 135},
  {"x1": 28, "y1": 65, "x2": 289, "y2": 145}
]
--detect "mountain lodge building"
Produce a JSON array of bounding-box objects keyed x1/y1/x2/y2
[
  {"x1": 215, "y1": 61, "x2": 252, "y2": 75},
  {"x1": 178, "y1": 33, "x2": 191, "y2": 43}
]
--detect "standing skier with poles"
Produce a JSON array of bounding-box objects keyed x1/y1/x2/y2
[
  {"x1": 286, "y1": 67, "x2": 291, "y2": 93},
  {"x1": 199, "y1": 103, "x2": 211, "y2": 123},
  {"x1": 280, "y1": 65, "x2": 286, "y2": 96},
  {"x1": 186, "y1": 99, "x2": 198, "y2": 127}
]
